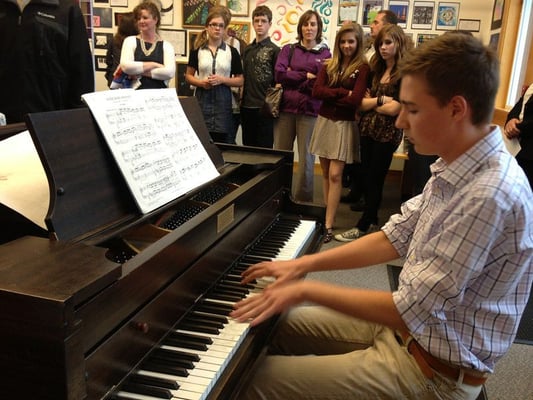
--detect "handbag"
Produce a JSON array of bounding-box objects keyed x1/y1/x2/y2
[
  {"x1": 260, "y1": 44, "x2": 295, "y2": 119},
  {"x1": 261, "y1": 85, "x2": 283, "y2": 118}
]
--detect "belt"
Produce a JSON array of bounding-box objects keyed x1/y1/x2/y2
[{"x1": 398, "y1": 331, "x2": 488, "y2": 386}]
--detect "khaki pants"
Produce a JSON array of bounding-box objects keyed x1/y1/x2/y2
[
  {"x1": 273, "y1": 113, "x2": 316, "y2": 202},
  {"x1": 241, "y1": 306, "x2": 483, "y2": 400}
]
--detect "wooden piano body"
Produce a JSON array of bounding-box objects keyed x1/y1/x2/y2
[{"x1": 0, "y1": 97, "x2": 324, "y2": 399}]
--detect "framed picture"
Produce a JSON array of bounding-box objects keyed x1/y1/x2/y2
[
  {"x1": 361, "y1": 0, "x2": 384, "y2": 26},
  {"x1": 489, "y1": 32, "x2": 500, "y2": 52},
  {"x1": 94, "y1": 55, "x2": 108, "y2": 72},
  {"x1": 109, "y1": 0, "x2": 127, "y2": 6},
  {"x1": 183, "y1": 0, "x2": 217, "y2": 28},
  {"x1": 436, "y1": 2, "x2": 459, "y2": 30},
  {"x1": 458, "y1": 18, "x2": 480, "y2": 32},
  {"x1": 491, "y1": 0, "x2": 505, "y2": 30},
  {"x1": 93, "y1": 7, "x2": 113, "y2": 28},
  {"x1": 225, "y1": 0, "x2": 248, "y2": 17},
  {"x1": 411, "y1": 1, "x2": 434, "y2": 30},
  {"x1": 114, "y1": 12, "x2": 130, "y2": 27},
  {"x1": 337, "y1": 0, "x2": 359, "y2": 25},
  {"x1": 227, "y1": 21, "x2": 251, "y2": 43},
  {"x1": 416, "y1": 33, "x2": 439, "y2": 47},
  {"x1": 188, "y1": 30, "x2": 202, "y2": 55},
  {"x1": 389, "y1": 1, "x2": 409, "y2": 29},
  {"x1": 160, "y1": 29, "x2": 187, "y2": 57},
  {"x1": 160, "y1": 0, "x2": 174, "y2": 26},
  {"x1": 94, "y1": 32, "x2": 113, "y2": 49}
]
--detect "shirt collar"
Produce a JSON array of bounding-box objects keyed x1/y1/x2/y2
[{"x1": 431, "y1": 125, "x2": 504, "y2": 188}]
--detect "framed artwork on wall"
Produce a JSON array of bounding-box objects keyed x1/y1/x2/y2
[
  {"x1": 160, "y1": 29, "x2": 187, "y2": 57},
  {"x1": 389, "y1": 1, "x2": 409, "y2": 29},
  {"x1": 361, "y1": 0, "x2": 383, "y2": 26},
  {"x1": 436, "y1": 2, "x2": 459, "y2": 31},
  {"x1": 94, "y1": 32, "x2": 113, "y2": 49},
  {"x1": 411, "y1": 1, "x2": 434, "y2": 30},
  {"x1": 94, "y1": 55, "x2": 108, "y2": 72},
  {"x1": 188, "y1": 30, "x2": 202, "y2": 55},
  {"x1": 416, "y1": 33, "x2": 439, "y2": 47},
  {"x1": 93, "y1": 7, "x2": 113, "y2": 28},
  {"x1": 109, "y1": 0, "x2": 127, "y2": 7},
  {"x1": 227, "y1": 21, "x2": 251, "y2": 43},
  {"x1": 183, "y1": 0, "x2": 217, "y2": 28},
  {"x1": 337, "y1": 0, "x2": 359, "y2": 25},
  {"x1": 458, "y1": 18, "x2": 480, "y2": 32},
  {"x1": 224, "y1": 0, "x2": 248, "y2": 17},
  {"x1": 491, "y1": 0, "x2": 505, "y2": 30}
]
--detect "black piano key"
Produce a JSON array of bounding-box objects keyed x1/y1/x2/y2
[
  {"x1": 167, "y1": 331, "x2": 213, "y2": 345},
  {"x1": 182, "y1": 316, "x2": 225, "y2": 329},
  {"x1": 215, "y1": 283, "x2": 249, "y2": 295},
  {"x1": 195, "y1": 303, "x2": 231, "y2": 316},
  {"x1": 163, "y1": 336, "x2": 208, "y2": 352},
  {"x1": 150, "y1": 352, "x2": 196, "y2": 370},
  {"x1": 201, "y1": 300, "x2": 234, "y2": 313},
  {"x1": 205, "y1": 292, "x2": 243, "y2": 303},
  {"x1": 120, "y1": 382, "x2": 173, "y2": 399},
  {"x1": 153, "y1": 347, "x2": 200, "y2": 362},
  {"x1": 192, "y1": 310, "x2": 229, "y2": 324},
  {"x1": 141, "y1": 360, "x2": 189, "y2": 377},
  {"x1": 179, "y1": 321, "x2": 220, "y2": 335},
  {"x1": 128, "y1": 373, "x2": 179, "y2": 390}
]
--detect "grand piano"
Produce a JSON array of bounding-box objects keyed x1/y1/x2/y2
[{"x1": 0, "y1": 97, "x2": 324, "y2": 399}]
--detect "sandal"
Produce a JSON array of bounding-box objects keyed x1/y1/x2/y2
[{"x1": 323, "y1": 228, "x2": 333, "y2": 243}]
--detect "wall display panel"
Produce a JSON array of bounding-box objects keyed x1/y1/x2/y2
[
  {"x1": 94, "y1": 55, "x2": 108, "y2": 71},
  {"x1": 94, "y1": 32, "x2": 113, "y2": 50},
  {"x1": 361, "y1": 0, "x2": 384, "y2": 26},
  {"x1": 411, "y1": 1, "x2": 435, "y2": 30},
  {"x1": 160, "y1": 29, "x2": 187, "y2": 57},
  {"x1": 338, "y1": 0, "x2": 360, "y2": 25},
  {"x1": 227, "y1": 21, "x2": 251, "y2": 43},
  {"x1": 416, "y1": 33, "x2": 439, "y2": 46},
  {"x1": 182, "y1": 0, "x2": 217, "y2": 28},
  {"x1": 436, "y1": 2, "x2": 460, "y2": 30},
  {"x1": 223, "y1": 0, "x2": 249, "y2": 17},
  {"x1": 491, "y1": 0, "x2": 505, "y2": 30},
  {"x1": 188, "y1": 30, "x2": 202, "y2": 56},
  {"x1": 458, "y1": 18, "x2": 480, "y2": 32},
  {"x1": 93, "y1": 7, "x2": 113, "y2": 28},
  {"x1": 109, "y1": 0, "x2": 127, "y2": 6},
  {"x1": 389, "y1": 1, "x2": 409, "y2": 29}
]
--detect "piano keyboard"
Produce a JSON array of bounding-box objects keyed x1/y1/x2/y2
[{"x1": 111, "y1": 219, "x2": 317, "y2": 400}]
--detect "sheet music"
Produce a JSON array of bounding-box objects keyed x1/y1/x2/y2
[
  {"x1": 82, "y1": 89, "x2": 219, "y2": 214},
  {"x1": 0, "y1": 131, "x2": 49, "y2": 229}
]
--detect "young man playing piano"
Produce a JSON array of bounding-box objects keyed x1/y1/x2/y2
[{"x1": 231, "y1": 33, "x2": 533, "y2": 400}]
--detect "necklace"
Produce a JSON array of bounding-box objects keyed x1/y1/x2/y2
[{"x1": 140, "y1": 35, "x2": 159, "y2": 57}]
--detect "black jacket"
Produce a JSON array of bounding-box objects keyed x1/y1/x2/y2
[
  {"x1": 0, "y1": 0, "x2": 94, "y2": 123},
  {"x1": 506, "y1": 86, "x2": 533, "y2": 160}
]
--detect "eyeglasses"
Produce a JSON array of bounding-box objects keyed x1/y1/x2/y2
[{"x1": 208, "y1": 23, "x2": 225, "y2": 29}]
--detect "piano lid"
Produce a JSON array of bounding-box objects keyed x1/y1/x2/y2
[{"x1": 24, "y1": 97, "x2": 225, "y2": 242}]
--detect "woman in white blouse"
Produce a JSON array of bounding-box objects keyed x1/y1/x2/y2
[
  {"x1": 120, "y1": 1, "x2": 175, "y2": 89},
  {"x1": 185, "y1": 6, "x2": 243, "y2": 143}
]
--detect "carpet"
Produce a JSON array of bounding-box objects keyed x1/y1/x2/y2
[{"x1": 386, "y1": 265, "x2": 533, "y2": 345}]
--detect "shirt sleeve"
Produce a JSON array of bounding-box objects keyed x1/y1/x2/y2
[
  {"x1": 150, "y1": 40, "x2": 176, "y2": 81},
  {"x1": 120, "y1": 36, "x2": 144, "y2": 75}
]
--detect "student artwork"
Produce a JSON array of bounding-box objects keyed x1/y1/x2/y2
[
  {"x1": 411, "y1": 1, "x2": 435, "y2": 30},
  {"x1": 268, "y1": 0, "x2": 334, "y2": 46},
  {"x1": 361, "y1": 0, "x2": 384, "y2": 26},
  {"x1": 436, "y1": 2, "x2": 459, "y2": 30},
  {"x1": 337, "y1": 0, "x2": 359, "y2": 25},
  {"x1": 182, "y1": 0, "x2": 217, "y2": 28},
  {"x1": 389, "y1": 1, "x2": 409, "y2": 28}
]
